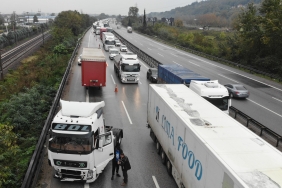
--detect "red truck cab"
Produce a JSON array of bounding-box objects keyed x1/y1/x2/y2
[{"x1": 81, "y1": 48, "x2": 106, "y2": 88}]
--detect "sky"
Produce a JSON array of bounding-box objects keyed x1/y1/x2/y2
[{"x1": 1, "y1": 0, "x2": 196, "y2": 16}]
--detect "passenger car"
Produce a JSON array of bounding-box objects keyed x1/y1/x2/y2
[
  {"x1": 115, "y1": 39, "x2": 121, "y2": 46},
  {"x1": 147, "y1": 68, "x2": 158, "y2": 83},
  {"x1": 224, "y1": 84, "x2": 249, "y2": 98},
  {"x1": 78, "y1": 54, "x2": 82, "y2": 65},
  {"x1": 120, "y1": 45, "x2": 127, "y2": 52},
  {"x1": 109, "y1": 48, "x2": 119, "y2": 60}
]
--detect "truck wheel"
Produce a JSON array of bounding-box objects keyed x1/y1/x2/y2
[
  {"x1": 166, "y1": 160, "x2": 172, "y2": 176},
  {"x1": 161, "y1": 148, "x2": 166, "y2": 165},
  {"x1": 156, "y1": 141, "x2": 161, "y2": 154}
]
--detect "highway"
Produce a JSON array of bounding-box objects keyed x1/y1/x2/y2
[
  {"x1": 112, "y1": 24, "x2": 282, "y2": 136},
  {"x1": 38, "y1": 28, "x2": 178, "y2": 188}
]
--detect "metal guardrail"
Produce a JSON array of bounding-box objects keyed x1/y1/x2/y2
[
  {"x1": 229, "y1": 106, "x2": 282, "y2": 148},
  {"x1": 113, "y1": 30, "x2": 162, "y2": 68},
  {"x1": 21, "y1": 27, "x2": 90, "y2": 188},
  {"x1": 113, "y1": 29, "x2": 282, "y2": 149},
  {"x1": 132, "y1": 31, "x2": 282, "y2": 82}
]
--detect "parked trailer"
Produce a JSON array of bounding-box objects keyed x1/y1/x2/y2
[
  {"x1": 100, "y1": 28, "x2": 107, "y2": 40},
  {"x1": 157, "y1": 64, "x2": 210, "y2": 85},
  {"x1": 147, "y1": 84, "x2": 282, "y2": 188},
  {"x1": 81, "y1": 48, "x2": 106, "y2": 88}
]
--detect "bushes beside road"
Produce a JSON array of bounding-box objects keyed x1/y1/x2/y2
[{"x1": 0, "y1": 10, "x2": 93, "y2": 187}]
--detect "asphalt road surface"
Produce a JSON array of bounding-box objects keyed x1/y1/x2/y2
[
  {"x1": 38, "y1": 28, "x2": 178, "y2": 188},
  {"x1": 112, "y1": 24, "x2": 282, "y2": 136}
]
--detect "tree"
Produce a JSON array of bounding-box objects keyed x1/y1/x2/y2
[
  {"x1": 128, "y1": 18, "x2": 132, "y2": 26},
  {"x1": 33, "y1": 15, "x2": 39, "y2": 23},
  {"x1": 50, "y1": 13, "x2": 56, "y2": 16},
  {"x1": 175, "y1": 19, "x2": 183, "y2": 27},
  {"x1": 0, "y1": 14, "x2": 4, "y2": 25},
  {"x1": 128, "y1": 7, "x2": 139, "y2": 17},
  {"x1": 143, "y1": 9, "x2": 147, "y2": 28}
]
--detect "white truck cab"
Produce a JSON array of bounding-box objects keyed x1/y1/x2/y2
[
  {"x1": 113, "y1": 53, "x2": 141, "y2": 83},
  {"x1": 48, "y1": 100, "x2": 123, "y2": 183},
  {"x1": 189, "y1": 80, "x2": 230, "y2": 113}
]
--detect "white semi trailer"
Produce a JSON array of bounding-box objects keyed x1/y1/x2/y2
[
  {"x1": 147, "y1": 84, "x2": 282, "y2": 188},
  {"x1": 48, "y1": 100, "x2": 123, "y2": 183}
]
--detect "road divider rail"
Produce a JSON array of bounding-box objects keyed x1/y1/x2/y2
[
  {"x1": 113, "y1": 29, "x2": 282, "y2": 149},
  {"x1": 20, "y1": 27, "x2": 91, "y2": 188}
]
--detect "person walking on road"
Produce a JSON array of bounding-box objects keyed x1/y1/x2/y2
[
  {"x1": 118, "y1": 152, "x2": 131, "y2": 186},
  {"x1": 111, "y1": 144, "x2": 123, "y2": 180}
]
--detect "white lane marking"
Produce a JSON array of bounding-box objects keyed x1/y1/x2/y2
[
  {"x1": 187, "y1": 61, "x2": 200, "y2": 67},
  {"x1": 140, "y1": 61, "x2": 149, "y2": 69},
  {"x1": 173, "y1": 61, "x2": 182, "y2": 66},
  {"x1": 158, "y1": 53, "x2": 163, "y2": 57},
  {"x1": 171, "y1": 53, "x2": 178, "y2": 57},
  {"x1": 247, "y1": 98, "x2": 282, "y2": 118},
  {"x1": 88, "y1": 32, "x2": 91, "y2": 47},
  {"x1": 139, "y1": 81, "x2": 142, "y2": 84},
  {"x1": 121, "y1": 101, "x2": 133, "y2": 124},
  {"x1": 140, "y1": 43, "x2": 143, "y2": 46},
  {"x1": 84, "y1": 183, "x2": 89, "y2": 188},
  {"x1": 152, "y1": 176, "x2": 160, "y2": 188},
  {"x1": 158, "y1": 48, "x2": 163, "y2": 50},
  {"x1": 148, "y1": 48, "x2": 152, "y2": 50},
  {"x1": 144, "y1": 37, "x2": 282, "y2": 92},
  {"x1": 86, "y1": 89, "x2": 89, "y2": 102},
  {"x1": 273, "y1": 97, "x2": 282, "y2": 103},
  {"x1": 218, "y1": 74, "x2": 239, "y2": 83},
  {"x1": 111, "y1": 74, "x2": 116, "y2": 85}
]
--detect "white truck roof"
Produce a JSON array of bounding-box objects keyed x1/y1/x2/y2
[
  {"x1": 121, "y1": 53, "x2": 137, "y2": 60},
  {"x1": 190, "y1": 80, "x2": 229, "y2": 98},
  {"x1": 81, "y1": 48, "x2": 106, "y2": 62},
  {"x1": 60, "y1": 100, "x2": 105, "y2": 117},
  {"x1": 151, "y1": 84, "x2": 282, "y2": 187}
]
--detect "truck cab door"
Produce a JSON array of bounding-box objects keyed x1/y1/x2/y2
[{"x1": 94, "y1": 132, "x2": 114, "y2": 174}]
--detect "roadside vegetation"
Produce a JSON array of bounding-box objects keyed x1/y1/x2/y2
[
  {"x1": 0, "y1": 10, "x2": 94, "y2": 187},
  {"x1": 122, "y1": 0, "x2": 282, "y2": 79}
]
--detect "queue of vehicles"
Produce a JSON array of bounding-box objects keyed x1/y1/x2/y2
[{"x1": 52, "y1": 19, "x2": 261, "y2": 187}]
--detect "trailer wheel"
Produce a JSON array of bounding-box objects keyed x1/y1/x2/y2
[
  {"x1": 156, "y1": 141, "x2": 161, "y2": 154},
  {"x1": 161, "y1": 148, "x2": 167, "y2": 165},
  {"x1": 166, "y1": 160, "x2": 172, "y2": 176}
]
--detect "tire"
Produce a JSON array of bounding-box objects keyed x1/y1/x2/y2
[
  {"x1": 230, "y1": 93, "x2": 234, "y2": 98},
  {"x1": 161, "y1": 148, "x2": 167, "y2": 165},
  {"x1": 166, "y1": 160, "x2": 172, "y2": 176},
  {"x1": 117, "y1": 133, "x2": 122, "y2": 145},
  {"x1": 156, "y1": 141, "x2": 161, "y2": 154}
]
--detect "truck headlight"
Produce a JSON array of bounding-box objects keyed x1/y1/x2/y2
[{"x1": 87, "y1": 170, "x2": 93, "y2": 179}]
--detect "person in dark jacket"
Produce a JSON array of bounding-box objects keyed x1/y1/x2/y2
[
  {"x1": 118, "y1": 152, "x2": 131, "y2": 186},
  {"x1": 111, "y1": 144, "x2": 123, "y2": 180}
]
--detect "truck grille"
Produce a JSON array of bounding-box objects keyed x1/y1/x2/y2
[{"x1": 61, "y1": 169, "x2": 81, "y2": 176}]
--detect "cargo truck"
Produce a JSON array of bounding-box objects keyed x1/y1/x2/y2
[
  {"x1": 48, "y1": 100, "x2": 123, "y2": 183},
  {"x1": 157, "y1": 64, "x2": 231, "y2": 113},
  {"x1": 147, "y1": 84, "x2": 282, "y2": 188},
  {"x1": 102, "y1": 32, "x2": 115, "y2": 51},
  {"x1": 81, "y1": 48, "x2": 106, "y2": 88},
  {"x1": 190, "y1": 80, "x2": 231, "y2": 114},
  {"x1": 99, "y1": 28, "x2": 107, "y2": 40},
  {"x1": 157, "y1": 64, "x2": 210, "y2": 85},
  {"x1": 113, "y1": 52, "x2": 141, "y2": 83}
]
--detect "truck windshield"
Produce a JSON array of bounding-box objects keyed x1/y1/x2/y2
[
  {"x1": 121, "y1": 64, "x2": 140, "y2": 72},
  {"x1": 110, "y1": 51, "x2": 118, "y2": 54},
  {"x1": 205, "y1": 98, "x2": 228, "y2": 111},
  {"x1": 49, "y1": 132, "x2": 93, "y2": 154},
  {"x1": 105, "y1": 40, "x2": 115, "y2": 45}
]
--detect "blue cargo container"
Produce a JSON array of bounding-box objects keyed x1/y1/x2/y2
[{"x1": 158, "y1": 64, "x2": 210, "y2": 84}]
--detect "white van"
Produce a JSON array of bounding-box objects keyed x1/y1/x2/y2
[{"x1": 109, "y1": 48, "x2": 119, "y2": 60}]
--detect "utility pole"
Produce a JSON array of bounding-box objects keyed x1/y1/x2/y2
[{"x1": 0, "y1": 49, "x2": 4, "y2": 80}]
